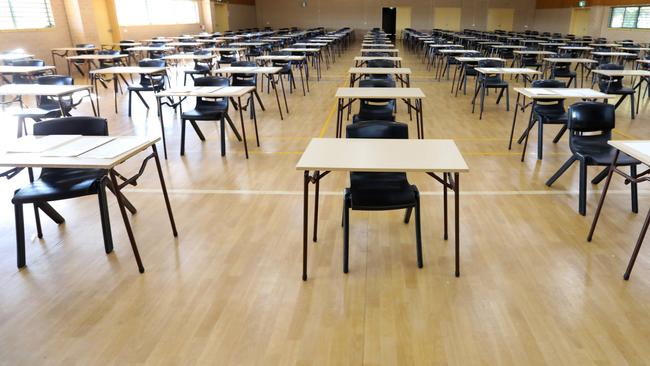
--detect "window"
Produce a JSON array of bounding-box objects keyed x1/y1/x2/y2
[
  {"x1": 115, "y1": 0, "x2": 200, "y2": 26},
  {"x1": 609, "y1": 6, "x2": 650, "y2": 29},
  {"x1": 0, "y1": 0, "x2": 55, "y2": 30}
]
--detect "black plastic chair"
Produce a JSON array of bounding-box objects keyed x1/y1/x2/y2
[
  {"x1": 14, "y1": 75, "x2": 75, "y2": 137},
  {"x1": 516, "y1": 79, "x2": 568, "y2": 160},
  {"x1": 459, "y1": 53, "x2": 479, "y2": 96},
  {"x1": 179, "y1": 76, "x2": 241, "y2": 156},
  {"x1": 545, "y1": 102, "x2": 639, "y2": 215},
  {"x1": 184, "y1": 50, "x2": 213, "y2": 86},
  {"x1": 353, "y1": 79, "x2": 396, "y2": 123},
  {"x1": 550, "y1": 55, "x2": 577, "y2": 87},
  {"x1": 128, "y1": 59, "x2": 167, "y2": 117},
  {"x1": 72, "y1": 44, "x2": 96, "y2": 75},
  {"x1": 231, "y1": 60, "x2": 264, "y2": 110},
  {"x1": 12, "y1": 117, "x2": 116, "y2": 268},
  {"x1": 10, "y1": 59, "x2": 45, "y2": 84},
  {"x1": 366, "y1": 59, "x2": 395, "y2": 82},
  {"x1": 596, "y1": 63, "x2": 636, "y2": 119},
  {"x1": 270, "y1": 51, "x2": 296, "y2": 93},
  {"x1": 343, "y1": 120, "x2": 422, "y2": 273},
  {"x1": 218, "y1": 48, "x2": 238, "y2": 66},
  {"x1": 473, "y1": 59, "x2": 509, "y2": 119}
]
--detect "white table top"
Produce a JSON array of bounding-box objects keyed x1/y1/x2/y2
[
  {"x1": 591, "y1": 69, "x2": 650, "y2": 77},
  {"x1": 166, "y1": 42, "x2": 202, "y2": 47},
  {"x1": 335, "y1": 87, "x2": 425, "y2": 99},
  {"x1": 475, "y1": 67, "x2": 541, "y2": 75},
  {"x1": 354, "y1": 56, "x2": 402, "y2": 61},
  {"x1": 455, "y1": 57, "x2": 505, "y2": 62},
  {"x1": 360, "y1": 49, "x2": 400, "y2": 53},
  {"x1": 229, "y1": 42, "x2": 267, "y2": 47},
  {"x1": 126, "y1": 46, "x2": 173, "y2": 52},
  {"x1": 0, "y1": 84, "x2": 92, "y2": 96},
  {"x1": 513, "y1": 50, "x2": 556, "y2": 55},
  {"x1": 609, "y1": 141, "x2": 650, "y2": 166},
  {"x1": 163, "y1": 54, "x2": 216, "y2": 61},
  {"x1": 256, "y1": 55, "x2": 306, "y2": 61},
  {"x1": 51, "y1": 47, "x2": 98, "y2": 52},
  {"x1": 296, "y1": 138, "x2": 469, "y2": 173},
  {"x1": 0, "y1": 54, "x2": 34, "y2": 61},
  {"x1": 591, "y1": 52, "x2": 636, "y2": 56},
  {"x1": 543, "y1": 58, "x2": 597, "y2": 63},
  {"x1": 216, "y1": 66, "x2": 282, "y2": 74},
  {"x1": 439, "y1": 49, "x2": 479, "y2": 54},
  {"x1": 0, "y1": 66, "x2": 56, "y2": 74},
  {"x1": 66, "y1": 54, "x2": 127, "y2": 61},
  {"x1": 513, "y1": 87, "x2": 614, "y2": 99},
  {"x1": 281, "y1": 48, "x2": 321, "y2": 52},
  {"x1": 89, "y1": 66, "x2": 167, "y2": 75},
  {"x1": 156, "y1": 86, "x2": 255, "y2": 98},
  {"x1": 559, "y1": 46, "x2": 594, "y2": 50},
  {"x1": 348, "y1": 67, "x2": 411, "y2": 74},
  {"x1": 492, "y1": 45, "x2": 527, "y2": 49},
  {"x1": 361, "y1": 44, "x2": 395, "y2": 48},
  {"x1": 0, "y1": 136, "x2": 158, "y2": 169}
]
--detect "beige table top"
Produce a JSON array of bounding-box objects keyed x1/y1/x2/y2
[
  {"x1": 256, "y1": 55, "x2": 306, "y2": 61},
  {"x1": 589, "y1": 43, "x2": 620, "y2": 47},
  {"x1": 0, "y1": 66, "x2": 56, "y2": 74},
  {"x1": 204, "y1": 47, "x2": 245, "y2": 52},
  {"x1": 361, "y1": 44, "x2": 395, "y2": 48},
  {"x1": 229, "y1": 42, "x2": 267, "y2": 47},
  {"x1": 491, "y1": 45, "x2": 527, "y2": 49},
  {"x1": 539, "y1": 43, "x2": 566, "y2": 46},
  {"x1": 348, "y1": 67, "x2": 411, "y2": 74},
  {"x1": 360, "y1": 49, "x2": 400, "y2": 53},
  {"x1": 543, "y1": 58, "x2": 597, "y2": 63},
  {"x1": 0, "y1": 136, "x2": 158, "y2": 169},
  {"x1": 166, "y1": 42, "x2": 202, "y2": 47},
  {"x1": 635, "y1": 59, "x2": 650, "y2": 65},
  {"x1": 163, "y1": 54, "x2": 216, "y2": 61},
  {"x1": 335, "y1": 87, "x2": 425, "y2": 99},
  {"x1": 65, "y1": 54, "x2": 127, "y2": 61},
  {"x1": 455, "y1": 57, "x2": 505, "y2": 62},
  {"x1": 196, "y1": 39, "x2": 224, "y2": 44},
  {"x1": 0, "y1": 84, "x2": 92, "y2": 96},
  {"x1": 513, "y1": 50, "x2": 556, "y2": 55},
  {"x1": 102, "y1": 42, "x2": 142, "y2": 47},
  {"x1": 591, "y1": 69, "x2": 650, "y2": 77},
  {"x1": 51, "y1": 47, "x2": 98, "y2": 52},
  {"x1": 296, "y1": 138, "x2": 469, "y2": 173},
  {"x1": 619, "y1": 47, "x2": 650, "y2": 51},
  {"x1": 294, "y1": 43, "x2": 327, "y2": 47},
  {"x1": 141, "y1": 39, "x2": 173, "y2": 43},
  {"x1": 354, "y1": 56, "x2": 402, "y2": 61},
  {"x1": 126, "y1": 46, "x2": 174, "y2": 52},
  {"x1": 216, "y1": 66, "x2": 282, "y2": 74},
  {"x1": 440, "y1": 49, "x2": 479, "y2": 54},
  {"x1": 0, "y1": 54, "x2": 34, "y2": 61},
  {"x1": 609, "y1": 141, "x2": 650, "y2": 166},
  {"x1": 591, "y1": 52, "x2": 636, "y2": 56},
  {"x1": 156, "y1": 86, "x2": 255, "y2": 98},
  {"x1": 559, "y1": 46, "x2": 594, "y2": 50},
  {"x1": 281, "y1": 48, "x2": 322, "y2": 52},
  {"x1": 475, "y1": 67, "x2": 542, "y2": 75},
  {"x1": 513, "y1": 87, "x2": 614, "y2": 99},
  {"x1": 427, "y1": 43, "x2": 463, "y2": 47},
  {"x1": 89, "y1": 66, "x2": 167, "y2": 75}
]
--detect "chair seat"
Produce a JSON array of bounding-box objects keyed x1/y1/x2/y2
[
  {"x1": 186, "y1": 65, "x2": 210, "y2": 73},
  {"x1": 349, "y1": 172, "x2": 417, "y2": 210},
  {"x1": 12, "y1": 169, "x2": 106, "y2": 204},
  {"x1": 554, "y1": 71, "x2": 576, "y2": 77},
  {"x1": 572, "y1": 140, "x2": 640, "y2": 166},
  {"x1": 181, "y1": 106, "x2": 227, "y2": 120},
  {"x1": 483, "y1": 78, "x2": 508, "y2": 87},
  {"x1": 602, "y1": 87, "x2": 635, "y2": 95}
]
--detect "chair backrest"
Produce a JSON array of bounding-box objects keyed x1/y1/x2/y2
[
  {"x1": 598, "y1": 63, "x2": 624, "y2": 90},
  {"x1": 567, "y1": 102, "x2": 614, "y2": 134},
  {"x1": 10, "y1": 59, "x2": 44, "y2": 67},
  {"x1": 36, "y1": 75, "x2": 74, "y2": 108},
  {"x1": 138, "y1": 59, "x2": 166, "y2": 87},
  {"x1": 478, "y1": 59, "x2": 504, "y2": 68},
  {"x1": 75, "y1": 44, "x2": 95, "y2": 56},
  {"x1": 346, "y1": 120, "x2": 408, "y2": 139},
  {"x1": 193, "y1": 76, "x2": 229, "y2": 109},
  {"x1": 231, "y1": 60, "x2": 256, "y2": 85},
  {"x1": 33, "y1": 116, "x2": 108, "y2": 136},
  {"x1": 532, "y1": 79, "x2": 566, "y2": 108},
  {"x1": 367, "y1": 59, "x2": 395, "y2": 68}
]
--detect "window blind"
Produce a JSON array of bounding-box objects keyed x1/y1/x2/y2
[{"x1": 0, "y1": 0, "x2": 55, "y2": 30}]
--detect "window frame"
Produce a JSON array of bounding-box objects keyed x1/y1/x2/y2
[
  {"x1": 608, "y1": 5, "x2": 650, "y2": 30},
  {"x1": 0, "y1": 0, "x2": 56, "y2": 32}
]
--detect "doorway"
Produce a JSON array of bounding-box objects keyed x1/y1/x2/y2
[
  {"x1": 382, "y1": 7, "x2": 396, "y2": 41},
  {"x1": 570, "y1": 8, "x2": 591, "y2": 36},
  {"x1": 92, "y1": 0, "x2": 118, "y2": 44},
  {"x1": 212, "y1": 2, "x2": 229, "y2": 33}
]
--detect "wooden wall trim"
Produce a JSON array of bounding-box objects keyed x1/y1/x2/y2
[{"x1": 537, "y1": 0, "x2": 649, "y2": 8}]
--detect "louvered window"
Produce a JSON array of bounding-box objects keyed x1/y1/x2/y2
[{"x1": 0, "y1": 0, "x2": 55, "y2": 30}]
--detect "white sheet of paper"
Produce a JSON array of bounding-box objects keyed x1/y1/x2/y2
[
  {"x1": 5, "y1": 135, "x2": 81, "y2": 153},
  {"x1": 41, "y1": 136, "x2": 115, "y2": 157},
  {"x1": 81, "y1": 136, "x2": 150, "y2": 159}
]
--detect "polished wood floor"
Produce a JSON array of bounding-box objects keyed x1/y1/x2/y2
[{"x1": 1, "y1": 39, "x2": 650, "y2": 365}]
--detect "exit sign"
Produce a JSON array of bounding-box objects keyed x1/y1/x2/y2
[{"x1": 578, "y1": 0, "x2": 587, "y2": 7}]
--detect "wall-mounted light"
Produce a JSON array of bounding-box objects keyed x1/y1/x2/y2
[{"x1": 301, "y1": 0, "x2": 307, "y2": 7}]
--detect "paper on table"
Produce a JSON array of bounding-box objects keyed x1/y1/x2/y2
[
  {"x1": 5, "y1": 135, "x2": 81, "y2": 153},
  {"x1": 41, "y1": 136, "x2": 115, "y2": 157},
  {"x1": 528, "y1": 88, "x2": 556, "y2": 95},
  {"x1": 81, "y1": 136, "x2": 150, "y2": 159}
]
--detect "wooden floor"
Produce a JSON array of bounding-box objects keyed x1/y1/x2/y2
[{"x1": 1, "y1": 39, "x2": 650, "y2": 365}]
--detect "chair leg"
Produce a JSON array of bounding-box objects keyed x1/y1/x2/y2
[
  {"x1": 220, "y1": 115, "x2": 226, "y2": 156},
  {"x1": 135, "y1": 91, "x2": 149, "y2": 109},
  {"x1": 505, "y1": 87, "x2": 510, "y2": 111},
  {"x1": 128, "y1": 90, "x2": 132, "y2": 117},
  {"x1": 496, "y1": 88, "x2": 504, "y2": 105},
  {"x1": 189, "y1": 120, "x2": 206, "y2": 140},
  {"x1": 552, "y1": 125, "x2": 567, "y2": 143},
  {"x1": 180, "y1": 119, "x2": 187, "y2": 155},
  {"x1": 414, "y1": 194, "x2": 423, "y2": 269},
  {"x1": 631, "y1": 164, "x2": 638, "y2": 214},
  {"x1": 224, "y1": 114, "x2": 242, "y2": 141},
  {"x1": 578, "y1": 158, "x2": 588, "y2": 216},
  {"x1": 15, "y1": 203, "x2": 26, "y2": 268},
  {"x1": 404, "y1": 207, "x2": 413, "y2": 223},
  {"x1": 630, "y1": 92, "x2": 635, "y2": 120},
  {"x1": 537, "y1": 118, "x2": 544, "y2": 160},
  {"x1": 98, "y1": 181, "x2": 113, "y2": 254},
  {"x1": 546, "y1": 156, "x2": 577, "y2": 186},
  {"x1": 343, "y1": 195, "x2": 350, "y2": 274},
  {"x1": 253, "y1": 90, "x2": 266, "y2": 111}
]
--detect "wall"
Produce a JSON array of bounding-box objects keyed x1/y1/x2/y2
[
  {"x1": 228, "y1": 4, "x2": 258, "y2": 30},
  {"x1": 533, "y1": 5, "x2": 650, "y2": 42},
  {"x1": 254, "y1": 0, "x2": 538, "y2": 33},
  {"x1": 0, "y1": 0, "x2": 73, "y2": 62}
]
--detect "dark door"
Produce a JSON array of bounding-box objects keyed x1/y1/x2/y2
[{"x1": 382, "y1": 7, "x2": 396, "y2": 40}]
